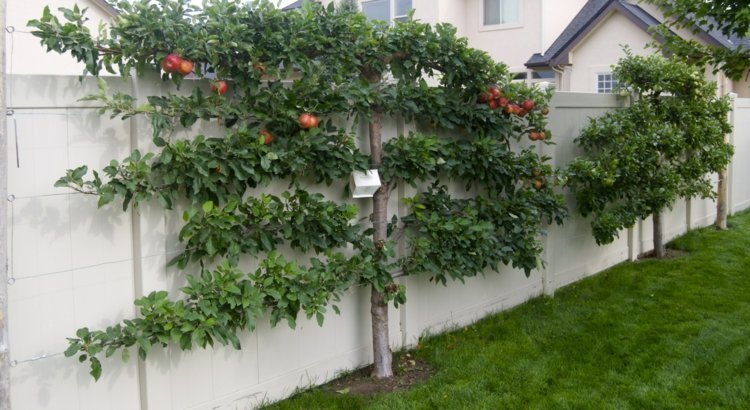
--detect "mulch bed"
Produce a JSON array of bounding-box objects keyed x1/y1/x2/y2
[
  {"x1": 638, "y1": 248, "x2": 689, "y2": 260},
  {"x1": 323, "y1": 352, "x2": 433, "y2": 397}
]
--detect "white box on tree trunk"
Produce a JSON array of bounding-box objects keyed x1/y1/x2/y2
[{"x1": 350, "y1": 169, "x2": 381, "y2": 198}]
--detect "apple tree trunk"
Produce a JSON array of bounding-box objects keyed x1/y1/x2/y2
[
  {"x1": 368, "y1": 110, "x2": 393, "y2": 379},
  {"x1": 653, "y1": 210, "x2": 666, "y2": 259}
]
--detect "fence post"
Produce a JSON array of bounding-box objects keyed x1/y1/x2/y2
[
  {"x1": 540, "y1": 111, "x2": 555, "y2": 296},
  {"x1": 727, "y1": 93, "x2": 737, "y2": 216},
  {"x1": 0, "y1": 0, "x2": 12, "y2": 406},
  {"x1": 627, "y1": 226, "x2": 637, "y2": 262}
]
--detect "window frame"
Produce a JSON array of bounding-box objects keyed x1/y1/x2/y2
[
  {"x1": 362, "y1": 0, "x2": 413, "y2": 23},
  {"x1": 596, "y1": 72, "x2": 618, "y2": 94},
  {"x1": 480, "y1": 0, "x2": 523, "y2": 32},
  {"x1": 393, "y1": 0, "x2": 412, "y2": 21}
]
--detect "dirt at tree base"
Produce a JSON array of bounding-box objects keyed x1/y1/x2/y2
[
  {"x1": 638, "y1": 249, "x2": 688, "y2": 260},
  {"x1": 323, "y1": 353, "x2": 433, "y2": 397}
]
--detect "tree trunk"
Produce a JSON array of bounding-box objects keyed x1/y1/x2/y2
[
  {"x1": 653, "y1": 211, "x2": 666, "y2": 259},
  {"x1": 368, "y1": 110, "x2": 393, "y2": 379},
  {"x1": 715, "y1": 168, "x2": 728, "y2": 230}
]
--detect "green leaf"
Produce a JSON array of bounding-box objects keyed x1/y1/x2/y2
[
  {"x1": 64, "y1": 342, "x2": 80, "y2": 357},
  {"x1": 136, "y1": 337, "x2": 151, "y2": 357},
  {"x1": 90, "y1": 357, "x2": 102, "y2": 381},
  {"x1": 97, "y1": 189, "x2": 114, "y2": 208}
]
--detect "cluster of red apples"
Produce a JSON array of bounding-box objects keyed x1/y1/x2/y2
[
  {"x1": 161, "y1": 53, "x2": 194, "y2": 77},
  {"x1": 161, "y1": 54, "x2": 319, "y2": 145},
  {"x1": 479, "y1": 85, "x2": 550, "y2": 142}
]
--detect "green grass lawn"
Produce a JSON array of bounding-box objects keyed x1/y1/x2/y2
[{"x1": 266, "y1": 211, "x2": 750, "y2": 409}]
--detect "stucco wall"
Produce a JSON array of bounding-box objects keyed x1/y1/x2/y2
[{"x1": 463, "y1": 0, "x2": 542, "y2": 73}]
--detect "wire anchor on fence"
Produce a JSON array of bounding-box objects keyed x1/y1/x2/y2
[{"x1": 9, "y1": 352, "x2": 65, "y2": 368}]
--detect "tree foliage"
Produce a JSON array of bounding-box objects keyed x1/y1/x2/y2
[
  {"x1": 566, "y1": 51, "x2": 733, "y2": 245},
  {"x1": 29, "y1": 0, "x2": 565, "y2": 380},
  {"x1": 336, "y1": 0, "x2": 359, "y2": 14},
  {"x1": 645, "y1": 0, "x2": 749, "y2": 80}
]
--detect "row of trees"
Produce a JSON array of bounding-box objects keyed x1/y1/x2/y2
[{"x1": 27, "y1": 0, "x2": 733, "y2": 382}]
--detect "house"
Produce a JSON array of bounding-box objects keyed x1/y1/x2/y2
[
  {"x1": 525, "y1": 0, "x2": 750, "y2": 96},
  {"x1": 305, "y1": 1, "x2": 748, "y2": 95}
]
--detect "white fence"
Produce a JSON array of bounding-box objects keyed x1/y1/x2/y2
[{"x1": 5, "y1": 75, "x2": 750, "y2": 409}]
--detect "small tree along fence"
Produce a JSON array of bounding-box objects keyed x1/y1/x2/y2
[
  {"x1": 566, "y1": 51, "x2": 733, "y2": 259},
  {"x1": 28, "y1": 0, "x2": 565, "y2": 380}
]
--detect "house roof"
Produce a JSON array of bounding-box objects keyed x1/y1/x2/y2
[
  {"x1": 526, "y1": 0, "x2": 746, "y2": 68},
  {"x1": 282, "y1": 0, "x2": 306, "y2": 11},
  {"x1": 91, "y1": 0, "x2": 119, "y2": 16}
]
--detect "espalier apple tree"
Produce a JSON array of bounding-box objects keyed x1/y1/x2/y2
[
  {"x1": 29, "y1": 0, "x2": 566, "y2": 380},
  {"x1": 566, "y1": 51, "x2": 733, "y2": 259}
]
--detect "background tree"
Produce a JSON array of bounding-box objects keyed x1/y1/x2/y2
[
  {"x1": 644, "y1": 0, "x2": 749, "y2": 81},
  {"x1": 566, "y1": 51, "x2": 733, "y2": 258},
  {"x1": 644, "y1": 0, "x2": 747, "y2": 230},
  {"x1": 29, "y1": 0, "x2": 565, "y2": 381},
  {"x1": 336, "y1": 0, "x2": 359, "y2": 13}
]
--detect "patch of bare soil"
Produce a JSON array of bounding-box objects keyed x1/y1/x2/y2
[
  {"x1": 638, "y1": 249, "x2": 689, "y2": 260},
  {"x1": 324, "y1": 353, "x2": 433, "y2": 398}
]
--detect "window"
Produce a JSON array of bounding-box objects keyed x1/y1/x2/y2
[
  {"x1": 597, "y1": 73, "x2": 618, "y2": 93},
  {"x1": 362, "y1": 0, "x2": 412, "y2": 23},
  {"x1": 531, "y1": 70, "x2": 555, "y2": 80},
  {"x1": 484, "y1": 0, "x2": 520, "y2": 26}
]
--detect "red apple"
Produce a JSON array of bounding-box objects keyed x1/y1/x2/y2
[
  {"x1": 178, "y1": 59, "x2": 194, "y2": 76},
  {"x1": 498, "y1": 97, "x2": 509, "y2": 107},
  {"x1": 529, "y1": 131, "x2": 546, "y2": 141},
  {"x1": 298, "y1": 113, "x2": 318, "y2": 129},
  {"x1": 211, "y1": 80, "x2": 228, "y2": 95},
  {"x1": 489, "y1": 87, "x2": 502, "y2": 99},
  {"x1": 161, "y1": 53, "x2": 182, "y2": 73},
  {"x1": 488, "y1": 99, "x2": 498, "y2": 110},
  {"x1": 521, "y1": 99, "x2": 535, "y2": 111},
  {"x1": 259, "y1": 129, "x2": 273, "y2": 145}
]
